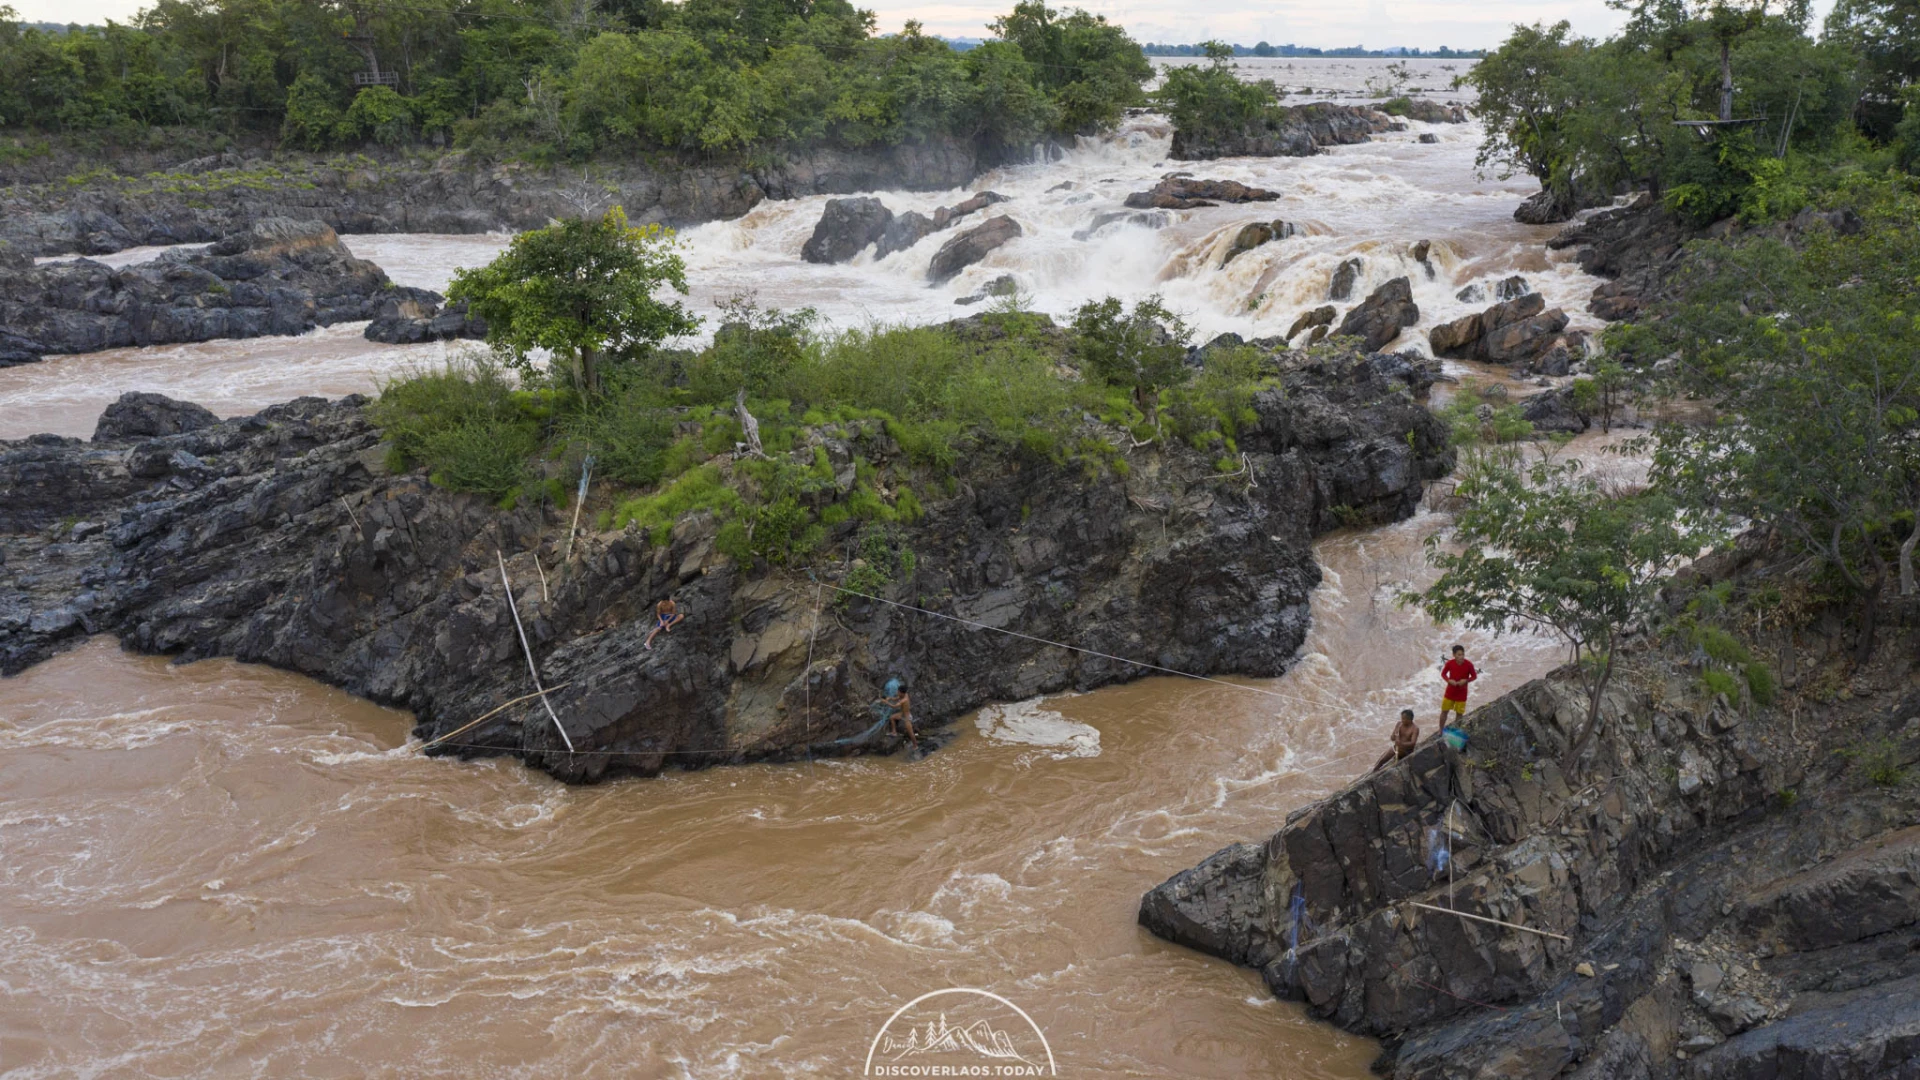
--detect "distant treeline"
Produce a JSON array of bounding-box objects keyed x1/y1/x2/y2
[
  {"x1": 0, "y1": 0, "x2": 1152, "y2": 160},
  {"x1": 1143, "y1": 42, "x2": 1485, "y2": 58}
]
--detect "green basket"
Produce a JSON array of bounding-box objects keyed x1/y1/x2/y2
[{"x1": 1441, "y1": 726, "x2": 1469, "y2": 751}]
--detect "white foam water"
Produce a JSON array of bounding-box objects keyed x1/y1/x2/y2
[{"x1": 975, "y1": 698, "x2": 1103, "y2": 758}]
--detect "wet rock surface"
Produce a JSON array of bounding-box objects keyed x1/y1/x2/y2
[
  {"x1": 926, "y1": 215, "x2": 1023, "y2": 284},
  {"x1": 1125, "y1": 176, "x2": 1280, "y2": 210},
  {"x1": 0, "y1": 339, "x2": 1451, "y2": 785},
  {"x1": 1335, "y1": 277, "x2": 1419, "y2": 352},
  {"x1": 1427, "y1": 292, "x2": 1577, "y2": 369},
  {"x1": 800, "y1": 196, "x2": 894, "y2": 264},
  {"x1": 1221, "y1": 220, "x2": 1297, "y2": 267},
  {"x1": 1142, "y1": 547, "x2": 1920, "y2": 1080},
  {"x1": 1171, "y1": 102, "x2": 1395, "y2": 160},
  {"x1": 0, "y1": 218, "x2": 443, "y2": 359}
]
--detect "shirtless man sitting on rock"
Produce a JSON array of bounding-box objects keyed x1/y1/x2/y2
[{"x1": 1374, "y1": 709, "x2": 1419, "y2": 770}]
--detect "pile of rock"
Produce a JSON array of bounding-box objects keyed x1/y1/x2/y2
[{"x1": 1428, "y1": 290, "x2": 1580, "y2": 372}]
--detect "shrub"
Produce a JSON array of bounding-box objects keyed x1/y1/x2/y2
[{"x1": 418, "y1": 419, "x2": 539, "y2": 499}]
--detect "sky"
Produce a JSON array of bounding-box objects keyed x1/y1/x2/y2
[{"x1": 8, "y1": 0, "x2": 1839, "y2": 52}]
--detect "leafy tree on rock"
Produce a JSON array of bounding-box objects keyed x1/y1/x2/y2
[
  {"x1": 1070, "y1": 295, "x2": 1191, "y2": 414},
  {"x1": 1413, "y1": 456, "x2": 1701, "y2": 770},
  {"x1": 448, "y1": 207, "x2": 699, "y2": 397}
]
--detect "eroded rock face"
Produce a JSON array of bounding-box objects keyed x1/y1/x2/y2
[
  {"x1": 1125, "y1": 177, "x2": 1281, "y2": 210},
  {"x1": 1172, "y1": 102, "x2": 1394, "y2": 160},
  {"x1": 1141, "y1": 566, "x2": 1920, "y2": 1080},
  {"x1": 926, "y1": 215, "x2": 1022, "y2": 284},
  {"x1": 0, "y1": 345, "x2": 1451, "y2": 785},
  {"x1": 1335, "y1": 277, "x2": 1419, "y2": 352},
  {"x1": 0, "y1": 218, "x2": 442, "y2": 359},
  {"x1": 801, "y1": 197, "x2": 894, "y2": 264}
]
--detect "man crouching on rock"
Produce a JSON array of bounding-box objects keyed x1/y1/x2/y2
[
  {"x1": 876, "y1": 678, "x2": 916, "y2": 742},
  {"x1": 1374, "y1": 709, "x2": 1419, "y2": 770},
  {"x1": 644, "y1": 596, "x2": 683, "y2": 650}
]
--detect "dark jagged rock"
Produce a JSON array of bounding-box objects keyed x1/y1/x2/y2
[
  {"x1": 0, "y1": 348, "x2": 1451, "y2": 783},
  {"x1": 873, "y1": 191, "x2": 1009, "y2": 259},
  {"x1": 1409, "y1": 240, "x2": 1435, "y2": 280},
  {"x1": 0, "y1": 218, "x2": 444, "y2": 357},
  {"x1": 1392, "y1": 99, "x2": 1468, "y2": 124},
  {"x1": 1427, "y1": 292, "x2": 1575, "y2": 368},
  {"x1": 1125, "y1": 177, "x2": 1280, "y2": 211},
  {"x1": 1221, "y1": 220, "x2": 1297, "y2": 267},
  {"x1": 926, "y1": 216, "x2": 1022, "y2": 284},
  {"x1": 0, "y1": 140, "x2": 988, "y2": 259},
  {"x1": 363, "y1": 296, "x2": 488, "y2": 344},
  {"x1": 1141, "y1": 544, "x2": 1920, "y2": 1080},
  {"x1": 1417, "y1": 133, "x2": 1440, "y2": 144},
  {"x1": 1172, "y1": 102, "x2": 1394, "y2": 160},
  {"x1": 92, "y1": 392, "x2": 220, "y2": 442},
  {"x1": 1335, "y1": 277, "x2": 1419, "y2": 352},
  {"x1": 1520, "y1": 386, "x2": 1591, "y2": 434},
  {"x1": 1329, "y1": 258, "x2": 1363, "y2": 301},
  {"x1": 801, "y1": 197, "x2": 894, "y2": 264},
  {"x1": 1548, "y1": 196, "x2": 1699, "y2": 321}
]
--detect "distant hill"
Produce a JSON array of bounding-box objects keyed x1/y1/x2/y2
[{"x1": 1144, "y1": 43, "x2": 1484, "y2": 58}]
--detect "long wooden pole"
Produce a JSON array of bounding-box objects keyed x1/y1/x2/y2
[
  {"x1": 499, "y1": 550, "x2": 574, "y2": 754},
  {"x1": 420, "y1": 682, "x2": 574, "y2": 751},
  {"x1": 1408, "y1": 901, "x2": 1571, "y2": 943}
]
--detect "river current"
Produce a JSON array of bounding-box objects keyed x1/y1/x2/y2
[{"x1": 1, "y1": 60, "x2": 1624, "y2": 1077}]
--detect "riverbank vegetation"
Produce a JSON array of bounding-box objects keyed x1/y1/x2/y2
[
  {"x1": 371, "y1": 210, "x2": 1278, "y2": 566},
  {"x1": 0, "y1": 0, "x2": 1148, "y2": 160},
  {"x1": 1469, "y1": 0, "x2": 1920, "y2": 224}
]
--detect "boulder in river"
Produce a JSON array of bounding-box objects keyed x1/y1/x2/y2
[
  {"x1": 363, "y1": 297, "x2": 489, "y2": 344},
  {"x1": 1334, "y1": 277, "x2": 1418, "y2": 351},
  {"x1": 1427, "y1": 292, "x2": 1573, "y2": 368},
  {"x1": 800, "y1": 197, "x2": 893, "y2": 264},
  {"x1": 1171, "y1": 102, "x2": 1393, "y2": 160},
  {"x1": 927, "y1": 216, "x2": 1022, "y2": 285},
  {"x1": 954, "y1": 274, "x2": 1019, "y2": 306},
  {"x1": 1221, "y1": 221, "x2": 1296, "y2": 268},
  {"x1": 1328, "y1": 258, "x2": 1363, "y2": 301},
  {"x1": 0, "y1": 218, "x2": 442, "y2": 358},
  {"x1": 1284, "y1": 305, "x2": 1336, "y2": 344},
  {"x1": 92, "y1": 392, "x2": 221, "y2": 442},
  {"x1": 1124, "y1": 177, "x2": 1280, "y2": 210},
  {"x1": 872, "y1": 191, "x2": 1009, "y2": 260}
]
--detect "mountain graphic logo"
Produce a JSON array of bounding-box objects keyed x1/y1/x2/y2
[{"x1": 865, "y1": 988, "x2": 1057, "y2": 1076}]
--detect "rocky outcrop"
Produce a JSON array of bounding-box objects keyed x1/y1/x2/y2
[
  {"x1": 1520, "y1": 386, "x2": 1591, "y2": 434},
  {"x1": 1141, "y1": 545, "x2": 1920, "y2": 1080},
  {"x1": 1221, "y1": 221, "x2": 1297, "y2": 267},
  {"x1": 1427, "y1": 293, "x2": 1577, "y2": 370},
  {"x1": 92, "y1": 392, "x2": 220, "y2": 442},
  {"x1": 0, "y1": 139, "x2": 987, "y2": 259},
  {"x1": 927, "y1": 216, "x2": 1022, "y2": 284},
  {"x1": 1389, "y1": 99, "x2": 1469, "y2": 124},
  {"x1": 1335, "y1": 277, "x2": 1419, "y2": 351},
  {"x1": 1171, "y1": 102, "x2": 1395, "y2": 160},
  {"x1": 1125, "y1": 177, "x2": 1280, "y2": 210},
  {"x1": 0, "y1": 344, "x2": 1452, "y2": 784},
  {"x1": 1548, "y1": 196, "x2": 1699, "y2": 321},
  {"x1": 1456, "y1": 275, "x2": 1531, "y2": 305},
  {"x1": 362, "y1": 297, "x2": 488, "y2": 344},
  {"x1": 0, "y1": 218, "x2": 443, "y2": 359},
  {"x1": 801, "y1": 197, "x2": 894, "y2": 263},
  {"x1": 873, "y1": 191, "x2": 1008, "y2": 259},
  {"x1": 1330, "y1": 258, "x2": 1363, "y2": 301}
]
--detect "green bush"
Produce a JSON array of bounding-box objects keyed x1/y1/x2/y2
[
  {"x1": 1699, "y1": 668, "x2": 1741, "y2": 699},
  {"x1": 419, "y1": 419, "x2": 539, "y2": 500}
]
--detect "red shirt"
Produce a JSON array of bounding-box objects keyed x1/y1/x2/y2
[{"x1": 1442, "y1": 659, "x2": 1477, "y2": 702}]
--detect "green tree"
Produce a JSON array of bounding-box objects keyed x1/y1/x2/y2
[
  {"x1": 989, "y1": 0, "x2": 1151, "y2": 132},
  {"x1": 1643, "y1": 181, "x2": 1920, "y2": 660},
  {"x1": 448, "y1": 206, "x2": 700, "y2": 396},
  {"x1": 1414, "y1": 457, "x2": 1701, "y2": 769},
  {"x1": 1152, "y1": 41, "x2": 1280, "y2": 148},
  {"x1": 1070, "y1": 295, "x2": 1192, "y2": 412}
]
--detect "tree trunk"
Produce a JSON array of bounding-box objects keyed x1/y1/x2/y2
[
  {"x1": 1855, "y1": 559, "x2": 1884, "y2": 666},
  {"x1": 1900, "y1": 500, "x2": 1919, "y2": 597},
  {"x1": 1561, "y1": 653, "x2": 1613, "y2": 774},
  {"x1": 1719, "y1": 40, "x2": 1734, "y2": 123}
]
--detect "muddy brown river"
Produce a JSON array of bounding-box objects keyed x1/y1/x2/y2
[{"x1": 0, "y1": 499, "x2": 1602, "y2": 1078}]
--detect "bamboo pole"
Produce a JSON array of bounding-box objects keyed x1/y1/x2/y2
[
  {"x1": 1408, "y1": 901, "x2": 1571, "y2": 943},
  {"x1": 499, "y1": 550, "x2": 574, "y2": 754},
  {"x1": 420, "y1": 682, "x2": 574, "y2": 751}
]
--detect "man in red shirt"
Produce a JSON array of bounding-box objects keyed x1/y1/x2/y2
[{"x1": 1439, "y1": 644, "x2": 1477, "y2": 724}]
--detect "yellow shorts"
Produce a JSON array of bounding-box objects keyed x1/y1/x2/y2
[{"x1": 1440, "y1": 698, "x2": 1466, "y2": 714}]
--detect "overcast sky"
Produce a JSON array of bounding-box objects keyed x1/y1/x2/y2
[{"x1": 8, "y1": 0, "x2": 1837, "y2": 52}]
